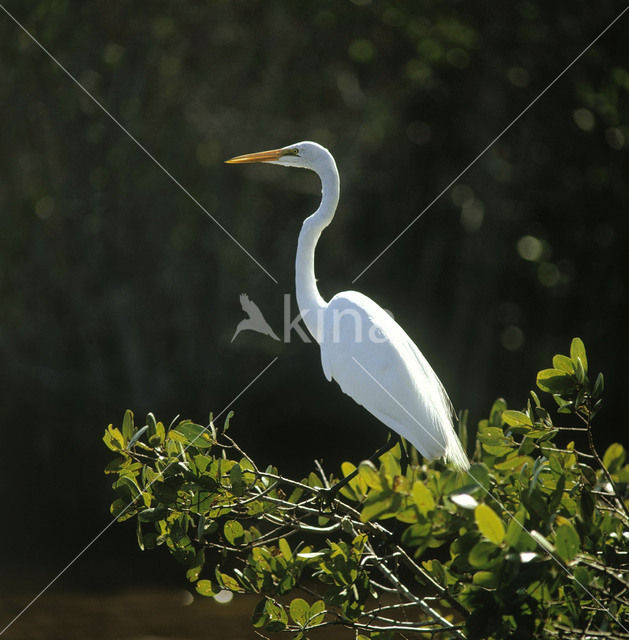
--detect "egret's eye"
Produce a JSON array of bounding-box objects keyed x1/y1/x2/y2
[{"x1": 281, "y1": 148, "x2": 299, "y2": 157}]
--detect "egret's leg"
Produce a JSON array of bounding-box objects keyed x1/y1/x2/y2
[{"x1": 398, "y1": 435, "x2": 409, "y2": 476}]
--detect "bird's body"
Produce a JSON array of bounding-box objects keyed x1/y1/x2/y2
[
  {"x1": 321, "y1": 291, "x2": 466, "y2": 466},
  {"x1": 227, "y1": 141, "x2": 469, "y2": 470}
]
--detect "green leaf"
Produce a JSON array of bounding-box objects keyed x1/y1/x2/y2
[
  {"x1": 128, "y1": 425, "x2": 148, "y2": 447},
  {"x1": 339, "y1": 461, "x2": 366, "y2": 501},
  {"x1": 468, "y1": 464, "x2": 490, "y2": 491},
  {"x1": 229, "y1": 463, "x2": 245, "y2": 496},
  {"x1": 186, "y1": 548, "x2": 205, "y2": 582},
  {"x1": 572, "y1": 567, "x2": 591, "y2": 596},
  {"x1": 505, "y1": 508, "x2": 526, "y2": 548},
  {"x1": 489, "y1": 398, "x2": 507, "y2": 426},
  {"x1": 121, "y1": 409, "x2": 134, "y2": 443},
  {"x1": 468, "y1": 541, "x2": 501, "y2": 569},
  {"x1": 473, "y1": 570, "x2": 499, "y2": 588},
  {"x1": 412, "y1": 481, "x2": 435, "y2": 515},
  {"x1": 309, "y1": 599, "x2": 326, "y2": 625},
  {"x1": 360, "y1": 490, "x2": 395, "y2": 522},
  {"x1": 401, "y1": 522, "x2": 431, "y2": 548},
  {"x1": 147, "y1": 413, "x2": 165, "y2": 446},
  {"x1": 252, "y1": 598, "x2": 268, "y2": 628},
  {"x1": 170, "y1": 421, "x2": 213, "y2": 448},
  {"x1": 552, "y1": 354, "x2": 574, "y2": 373},
  {"x1": 358, "y1": 460, "x2": 382, "y2": 490},
  {"x1": 477, "y1": 426, "x2": 507, "y2": 444},
  {"x1": 195, "y1": 579, "x2": 216, "y2": 597},
  {"x1": 592, "y1": 372, "x2": 604, "y2": 399},
  {"x1": 138, "y1": 507, "x2": 167, "y2": 522},
  {"x1": 216, "y1": 571, "x2": 243, "y2": 593},
  {"x1": 475, "y1": 504, "x2": 505, "y2": 545},
  {"x1": 263, "y1": 599, "x2": 288, "y2": 632},
  {"x1": 224, "y1": 520, "x2": 244, "y2": 546},
  {"x1": 103, "y1": 425, "x2": 125, "y2": 451},
  {"x1": 279, "y1": 537, "x2": 292, "y2": 561},
  {"x1": 289, "y1": 598, "x2": 310, "y2": 626},
  {"x1": 570, "y1": 337, "x2": 588, "y2": 374},
  {"x1": 418, "y1": 559, "x2": 444, "y2": 588},
  {"x1": 555, "y1": 523, "x2": 580, "y2": 562},
  {"x1": 502, "y1": 410, "x2": 532, "y2": 427},
  {"x1": 602, "y1": 443, "x2": 626, "y2": 474},
  {"x1": 529, "y1": 530, "x2": 554, "y2": 554},
  {"x1": 536, "y1": 369, "x2": 575, "y2": 395},
  {"x1": 494, "y1": 455, "x2": 530, "y2": 472},
  {"x1": 483, "y1": 444, "x2": 516, "y2": 457}
]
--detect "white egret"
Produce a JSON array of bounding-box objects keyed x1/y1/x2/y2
[{"x1": 227, "y1": 142, "x2": 469, "y2": 471}]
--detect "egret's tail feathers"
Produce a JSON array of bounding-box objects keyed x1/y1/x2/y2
[{"x1": 445, "y1": 438, "x2": 470, "y2": 471}]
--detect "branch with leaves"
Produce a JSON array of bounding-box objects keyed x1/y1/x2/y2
[{"x1": 104, "y1": 338, "x2": 629, "y2": 639}]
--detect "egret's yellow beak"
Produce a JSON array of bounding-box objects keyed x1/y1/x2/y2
[{"x1": 225, "y1": 148, "x2": 286, "y2": 164}]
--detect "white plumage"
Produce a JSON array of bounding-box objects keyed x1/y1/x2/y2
[{"x1": 227, "y1": 141, "x2": 469, "y2": 470}]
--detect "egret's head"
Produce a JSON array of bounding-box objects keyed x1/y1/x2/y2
[{"x1": 226, "y1": 141, "x2": 333, "y2": 173}]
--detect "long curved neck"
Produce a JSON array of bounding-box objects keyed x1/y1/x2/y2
[{"x1": 295, "y1": 159, "x2": 340, "y2": 343}]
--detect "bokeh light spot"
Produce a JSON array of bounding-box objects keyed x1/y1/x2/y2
[
  {"x1": 214, "y1": 589, "x2": 234, "y2": 605},
  {"x1": 460, "y1": 199, "x2": 484, "y2": 232},
  {"x1": 516, "y1": 235, "x2": 543, "y2": 262},
  {"x1": 537, "y1": 262, "x2": 560, "y2": 287},
  {"x1": 507, "y1": 66, "x2": 530, "y2": 87},
  {"x1": 348, "y1": 39, "x2": 375, "y2": 63},
  {"x1": 501, "y1": 325, "x2": 524, "y2": 351},
  {"x1": 573, "y1": 108, "x2": 595, "y2": 132},
  {"x1": 451, "y1": 184, "x2": 473, "y2": 207},
  {"x1": 35, "y1": 196, "x2": 54, "y2": 220}
]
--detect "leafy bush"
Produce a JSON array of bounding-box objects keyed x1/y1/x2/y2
[{"x1": 104, "y1": 338, "x2": 629, "y2": 639}]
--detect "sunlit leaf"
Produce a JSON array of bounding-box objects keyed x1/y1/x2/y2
[
  {"x1": 502, "y1": 410, "x2": 532, "y2": 427},
  {"x1": 570, "y1": 337, "x2": 588, "y2": 374},
  {"x1": 555, "y1": 523, "x2": 580, "y2": 562},
  {"x1": 308, "y1": 599, "x2": 326, "y2": 625},
  {"x1": 530, "y1": 530, "x2": 554, "y2": 554},
  {"x1": 170, "y1": 421, "x2": 213, "y2": 448},
  {"x1": 468, "y1": 541, "x2": 501, "y2": 569},
  {"x1": 358, "y1": 460, "x2": 382, "y2": 490},
  {"x1": 224, "y1": 520, "x2": 244, "y2": 546},
  {"x1": 121, "y1": 409, "x2": 134, "y2": 443},
  {"x1": 602, "y1": 443, "x2": 626, "y2": 474},
  {"x1": 536, "y1": 368, "x2": 575, "y2": 395},
  {"x1": 552, "y1": 354, "x2": 574, "y2": 373},
  {"x1": 360, "y1": 490, "x2": 395, "y2": 522},
  {"x1": 473, "y1": 570, "x2": 498, "y2": 588},
  {"x1": 279, "y1": 537, "x2": 292, "y2": 561},
  {"x1": 289, "y1": 598, "x2": 309, "y2": 626},
  {"x1": 475, "y1": 504, "x2": 505, "y2": 545},
  {"x1": 195, "y1": 579, "x2": 216, "y2": 597},
  {"x1": 505, "y1": 508, "x2": 526, "y2": 548},
  {"x1": 412, "y1": 481, "x2": 435, "y2": 515}
]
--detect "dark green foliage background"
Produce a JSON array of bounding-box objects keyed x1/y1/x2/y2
[{"x1": 0, "y1": 0, "x2": 627, "y2": 589}]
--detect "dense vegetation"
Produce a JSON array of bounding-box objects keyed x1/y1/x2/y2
[{"x1": 105, "y1": 339, "x2": 629, "y2": 638}]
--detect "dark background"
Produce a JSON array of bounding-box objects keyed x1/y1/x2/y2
[{"x1": 0, "y1": 0, "x2": 627, "y2": 636}]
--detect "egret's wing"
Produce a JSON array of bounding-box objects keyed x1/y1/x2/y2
[{"x1": 320, "y1": 291, "x2": 467, "y2": 468}]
